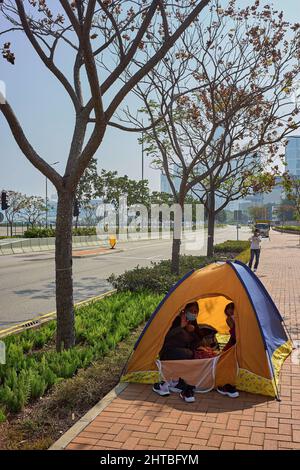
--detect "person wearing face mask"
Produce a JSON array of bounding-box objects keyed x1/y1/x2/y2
[
  {"x1": 153, "y1": 303, "x2": 200, "y2": 402},
  {"x1": 154, "y1": 302, "x2": 217, "y2": 402},
  {"x1": 159, "y1": 302, "x2": 200, "y2": 361}
]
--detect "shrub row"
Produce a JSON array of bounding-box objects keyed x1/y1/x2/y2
[
  {"x1": 23, "y1": 227, "x2": 97, "y2": 238},
  {"x1": 273, "y1": 225, "x2": 300, "y2": 233},
  {"x1": 213, "y1": 240, "x2": 250, "y2": 253},
  {"x1": 108, "y1": 255, "x2": 213, "y2": 294},
  {"x1": 108, "y1": 240, "x2": 250, "y2": 294},
  {"x1": 0, "y1": 291, "x2": 161, "y2": 418}
]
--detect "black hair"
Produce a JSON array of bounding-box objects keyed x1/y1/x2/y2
[
  {"x1": 184, "y1": 302, "x2": 199, "y2": 313},
  {"x1": 224, "y1": 302, "x2": 234, "y2": 314}
]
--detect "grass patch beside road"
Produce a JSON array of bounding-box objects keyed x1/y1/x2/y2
[
  {"x1": 0, "y1": 324, "x2": 144, "y2": 450},
  {"x1": 0, "y1": 292, "x2": 161, "y2": 421}
]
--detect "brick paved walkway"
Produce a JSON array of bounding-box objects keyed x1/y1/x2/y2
[{"x1": 64, "y1": 231, "x2": 300, "y2": 450}]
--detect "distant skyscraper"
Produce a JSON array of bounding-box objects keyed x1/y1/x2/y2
[
  {"x1": 262, "y1": 176, "x2": 284, "y2": 205},
  {"x1": 285, "y1": 136, "x2": 300, "y2": 177},
  {"x1": 160, "y1": 168, "x2": 181, "y2": 194}
]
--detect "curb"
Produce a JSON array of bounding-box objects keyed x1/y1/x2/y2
[
  {"x1": 49, "y1": 382, "x2": 128, "y2": 450},
  {"x1": 0, "y1": 289, "x2": 116, "y2": 339}
]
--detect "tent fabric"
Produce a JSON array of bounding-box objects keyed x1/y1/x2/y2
[
  {"x1": 157, "y1": 356, "x2": 219, "y2": 392},
  {"x1": 122, "y1": 261, "x2": 292, "y2": 398},
  {"x1": 197, "y1": 295, "x2": 231, "y2": 334},
  {"x1": 229, "y1": 262, "x2": 288, "y2": 358}
]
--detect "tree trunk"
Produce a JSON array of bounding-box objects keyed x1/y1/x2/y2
[
  {"x1": 10, "y1": 222, "x2": 13, "y2": 237},
  {"x1": 171, "y1": 201, "x2": 183, "y2": 274},
  {"x1": 171, "y1": 237, "x2": 181, "y2": 274},
  {"x1": 55, "y1": 190, "x2": 75, "y2": 351},
  {"x1": 207, "y1": 190, "x2": 215, "y2": 258}
]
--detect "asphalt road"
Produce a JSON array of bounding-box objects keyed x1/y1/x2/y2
[{"x1": 0, "y1": 225, "x2": 252, "y2": 330}]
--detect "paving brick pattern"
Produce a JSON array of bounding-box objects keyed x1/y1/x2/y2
[{"x1": 66, "y1": 231, "x2": 300, "y2": 450}]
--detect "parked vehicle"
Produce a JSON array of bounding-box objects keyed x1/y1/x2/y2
[{"x1": 255, "y1": 220, "x2": 271, "y2": 238}]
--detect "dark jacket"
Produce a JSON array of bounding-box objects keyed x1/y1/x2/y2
[{"x1": 160, "y1": 316, "x2": 199, "y2": 358}]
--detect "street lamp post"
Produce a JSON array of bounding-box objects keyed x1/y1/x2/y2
[{"x1": 45, "y1": 161, "x2": 59, "y2": 228}]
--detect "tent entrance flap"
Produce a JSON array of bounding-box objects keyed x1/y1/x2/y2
[{"x1": 157, "y1": 356, "x2": 220, "y2": 393}]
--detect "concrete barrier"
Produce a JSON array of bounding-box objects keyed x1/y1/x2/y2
[
  {"x1": 0, "y1": 231, "x2": 193, "y2": 256},
  {"x1": 31, "y1": 239, "x2": 41, "y2": 252},
  {"x1": 20, "y1": 239, "x2": 31, "y2": 253},
  {"x1": 46, "y1": 237, "x2": 55, "y2": 250},
  {"x1": 40, "y1": 238, "x2": 49, "y2": 251},
  {"x1": 11, "y1": 242, "x2": 23, "y2": 254},
  {"x1": 0, "y1": 243, "x2": 13, "y2": 256}
]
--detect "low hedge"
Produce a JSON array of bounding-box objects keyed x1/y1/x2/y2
[
  {"x1": 0, "y1": 291, "x2": 161, "y2": 419},
  {"x1": 108, "y1": 241, "x2": 251, "y2": 294},
  {"x1": 108, "y1": 255, "x2": 213, "y2": 294},
  {"x1": 24, "y1": 227, "x2": 97, "y2": 238},
  {"x1": 273, "y1": 225, "x2": 300, "y2": 233},
  {"x1": 214, "y1": 240, "x2": 250, "y2": 253}
]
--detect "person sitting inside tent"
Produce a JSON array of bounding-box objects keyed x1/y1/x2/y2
[
  {"x1": 222, "y1": 302, "x2": 236, "y2": 352},
  {"x1": 159, "y1": 302, "x2": 201, "y2": 361},
  {"x1": 193, "y1": 325, "x2": 219, "y2": 359}
]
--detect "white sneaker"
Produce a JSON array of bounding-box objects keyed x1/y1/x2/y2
[
  {"x1": 180, "y1": 386, "x2": 196, "y2": 403},
  {"x1": 152, "y1": 381, "x2": 170, "y2": 396},
  {"x1": 168, "y1": 378, "x2": 187, "y2": 393},
  {"x1": 217, "y1": 384, "x2": 239, "y2": 398}
]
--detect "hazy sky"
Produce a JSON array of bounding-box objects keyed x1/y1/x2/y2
[{"x1": 0, "y1": 0, "x2": 299, "y2": 199}]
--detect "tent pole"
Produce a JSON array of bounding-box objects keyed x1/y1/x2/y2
[{"x1": 266, "y1": 350, "x2": 281, "y2": 401}]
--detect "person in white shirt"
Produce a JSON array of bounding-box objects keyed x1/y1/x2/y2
[{"x1": 248, "y1": 229, "x2": 262, "y2": 272}]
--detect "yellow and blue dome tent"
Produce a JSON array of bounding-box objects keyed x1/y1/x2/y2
[{"x1": 121, "y1": 260, "x2": 292, "y2": 399}]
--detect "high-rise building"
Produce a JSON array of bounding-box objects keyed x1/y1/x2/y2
[
  {"x1": 262, "y1": 176, "x2": 284, "y2": 205},
  {"x1": 285, "y1": 136, "x2": 300, "y2": 176},
  {"x1": 160, "y1": 169, "x2": 181, "y2": 194}
]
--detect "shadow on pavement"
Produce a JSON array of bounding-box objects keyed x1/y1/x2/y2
[{"x1": 118, "y1": 383, "x2": 272, "y2": 414}]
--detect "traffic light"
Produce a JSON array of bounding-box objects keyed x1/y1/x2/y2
[
  {"x1": 73, "y1": 199, "x2": 80, "y2": 218},
  {"x1": 1, "y1": 191, "x2": 8, "y2": 210}
]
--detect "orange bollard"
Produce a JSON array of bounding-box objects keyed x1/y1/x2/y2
[{"x1": 109, "y1": 235, "x2": 117, "y2": 249}]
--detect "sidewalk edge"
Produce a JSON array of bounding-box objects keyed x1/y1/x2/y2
[{"x1": 49, "y1": 382, "x2": 128, "y2": 450}]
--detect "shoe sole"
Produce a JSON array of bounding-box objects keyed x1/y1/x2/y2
[
  {"x1": 152, "y1": 387, "x2": 170, "y2": 396},
  {"x1": 169, "y1": 387, "x2": 183, "y2": 393},
  {"x1": 217, "y1": 389, "x2": 239, "y2": 398},
  {"x1": 180, "y1": 396, "x2": 196, "y2": 403},
  {"x1": 179, "y1": 393, "x2": 195, "y2": 403}
]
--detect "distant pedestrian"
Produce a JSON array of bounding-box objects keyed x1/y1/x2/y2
[{"x1": 248, "y1": 229, "x2": 262, "y2": 272}]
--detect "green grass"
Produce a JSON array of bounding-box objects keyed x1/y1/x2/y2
[
  {"x1": 0, "y1": 291, "x2": 161, "y2": 417},
  {"x1": 235, "y1": 248, "x2": 250, "y2": 264}
]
